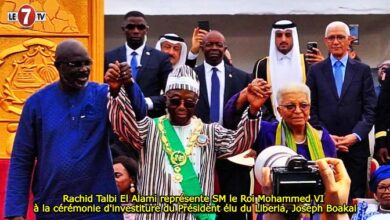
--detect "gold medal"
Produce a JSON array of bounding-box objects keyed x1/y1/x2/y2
[
  {"x1": 197, "y1": 134, "x2": 208, "y2": 147},
  {"x1": 170, "y1": 151, "x2": 187, "y2": 166},
  {"x1": 173, "y1": 173, "x2": 183, "y2": 183}
]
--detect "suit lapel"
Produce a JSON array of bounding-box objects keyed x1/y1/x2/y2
[
  {"x1": 197, "y1": 64, "x2": 210, "y2": 108},
  {"x1": 224, "y1": 64, "x2": 233, "y2": 104},
  {"x1": 137, "y1": 46, "x2": 152, "y2": 81},
  {"x1": 324, "y1": 58, "x2": 340, "y2": 100},
  {"x1": 118, "y1": 46, "x2": 127, "y2": 62},
  {"x1": 339, "y1": 58, "x2": 355, "y2": 100}
]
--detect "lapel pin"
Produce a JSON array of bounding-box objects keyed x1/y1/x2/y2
[
  {"x1": 229, "y1": 74, "x2": 232, "y2": 78},
  {"x1": 146, "y1": 52, "x2": 150, "y2": 55}
]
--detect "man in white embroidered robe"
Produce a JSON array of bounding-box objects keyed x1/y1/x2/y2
[{"x1": 106, "y1": 65, "x2": 270, "y2": 220}]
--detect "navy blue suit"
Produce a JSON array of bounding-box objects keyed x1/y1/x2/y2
[
  {"x1": 194, "y1": 63, "x2": 252, "y2": 220},
  {"x1": 307, "y1": 57, "x2": 376, "y2": 198},
  {"x1": 105, "y1": 45, "x2": 172, "y2": 118},
  {"x1": 194, "y1": 64, "x2": 252, "y2": 123}
]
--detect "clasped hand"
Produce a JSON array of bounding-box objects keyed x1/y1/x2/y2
[{"x1": 104, "y1": 61, "x2": 133, "y2": 92}]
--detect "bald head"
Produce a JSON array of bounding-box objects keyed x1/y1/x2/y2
[
  {"x1": 55, "y1": 39, "x2": 90, "y2": 63},
  {"x1": 203, "y1": 30, "x2": 225, "y2": 43},
  {"x1": 55, "y1": 39, "x2": 92, "y2": 92},
  {"x1": 202, "y1": 30, "x2": 227, "y2": 66}
]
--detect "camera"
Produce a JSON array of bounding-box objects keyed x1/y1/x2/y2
[
  {"x1": 272, "y1": 155, "x2": 324, "y2": 197},
  {"x1": 307, "y1": 42, "x2": 318, "y2": 54}
]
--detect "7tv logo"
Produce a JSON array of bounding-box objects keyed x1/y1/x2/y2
[{"x1": 7, "y1": 4, "x2": 46, "y2": 28}]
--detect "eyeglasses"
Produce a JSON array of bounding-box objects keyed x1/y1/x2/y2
[
  {"x1": 168, "y1": 98, "x2": 197, "y2": 108},
  {"x1": 279, "y1": 103, "x2": 310, "y2": 111},
  {"x1": 124, "y1": 23, "x2": 147, "y2": 31},
  {"x1": 377, "y1": 184, "x2": 390, "y2": 192},
  {"x1": 326, "y1": 35, "x2": 347, "y2": 42},
  {"x1": 61, "y1": 60, "x2": 92, "y2": 68}
]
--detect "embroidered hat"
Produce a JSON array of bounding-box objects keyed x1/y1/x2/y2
[{"x1": 165, "y1": 65, "x2": 199, "y2": 96}]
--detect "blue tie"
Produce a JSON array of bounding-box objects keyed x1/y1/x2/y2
[
  {"x1": 131, "y1": 52, "x2": 138, "y2": 80},
  {"x1": 334, "y1": 61, "x2": 343, "y2": 97},
  {"x1": 210, "y1": 67, "x2": 220, "y2": 123}
]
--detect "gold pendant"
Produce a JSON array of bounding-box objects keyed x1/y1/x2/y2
[
  {"x1": 170, "y1": 151, "x2": 187, "y2": 166},
  {"x1": 173, "y1": 173, "x2": 183, "y2": 183}
]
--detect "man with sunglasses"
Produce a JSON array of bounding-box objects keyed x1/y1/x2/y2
[
  {"x1": 104, "y1": 10, "x2": 172, "y2": 118},
  {"x1": 5, "y1": 39, "x2": 136, "y2": 220},
  {"x1": 104, "y1": 11, "x2": 172, "y2": 162},
  {"x1": 107, "y1": 65, "x2": 266, "y2": 220},
  {"x1": 307, "y1": 21, "x2": 376, "y2": 199}
]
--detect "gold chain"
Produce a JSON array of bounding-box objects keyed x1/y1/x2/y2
[{"x1": 157, "y1": 115, "x2": 203, "y2": 182}]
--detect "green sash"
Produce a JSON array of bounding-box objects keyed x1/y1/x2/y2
[
  {"x1": 275, "y1": 120, "x2": 325, "y2": 160},
  {"x1": 155, "y1": 117, "x2": 216, "y2": 220}
]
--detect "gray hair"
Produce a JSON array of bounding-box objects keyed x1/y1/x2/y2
[
  {"x1": 324, "y1": 21, "x2": 350, "y2": 37},
  {"x1": 276, "y1": 83, "x2": 311, "y2": 105}
]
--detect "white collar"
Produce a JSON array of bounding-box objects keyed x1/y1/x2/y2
[
  {"x1": 276, "y1": 50, "x2": 293, "y2": 61},
  {"x1": 204, "y1": 60, "x2": 225, "y2": 73},
  {"x1": 125, "y1": 42, "x2": 145, "y2": 56}
]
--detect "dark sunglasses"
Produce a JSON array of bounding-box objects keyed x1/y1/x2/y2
[
  {"x1": 61, "y1": 60, "x2": 92, "y2": 68},
  {"x1": 279, "y1": 103, "x2": 310, "y2": 111},
  {"x1": 168, "y1": 98, "x2": 197, "y2": 108},
  {"x1": 124, "y1": 23, "x2": 147, "y2": 31}
]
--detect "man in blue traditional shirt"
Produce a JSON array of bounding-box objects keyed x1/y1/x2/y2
[{"x1": 5, "y1": 39, "x2": 145, "y2": 220}]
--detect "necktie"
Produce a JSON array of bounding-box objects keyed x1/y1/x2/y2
[
  {"x1": 210, "y1": 67, "x2": 220, "y2": 123},
  {"x1": 334, "y1": 61, "x2": 343, "y2": 97},
  {"x1": 131, "y1": 51, "x2": 138, "y2": 80}
]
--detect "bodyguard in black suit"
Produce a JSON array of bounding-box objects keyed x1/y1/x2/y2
[
  {"x1": 307, "y1": 21, "x2": 376, "y2": 199},
  {"x1": 104, "y1": 11, "x2": 172, "y2": 160},
  {"x1": 194, "y1": 30, "x2": 251, "y2": 220},
  {"x1": 104, "y1": 11, "x2": 172, "y2": 118}
]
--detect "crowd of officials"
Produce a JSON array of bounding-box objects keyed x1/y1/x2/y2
[{"x1": 4, "y1": 10, "x2": 390, "y2": 220}]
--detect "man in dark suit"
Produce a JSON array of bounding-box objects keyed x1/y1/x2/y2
[
  {"x1": 374, "y1": 67, "x2": 390, "y2": 164},
  {"x1": 105, "y1": 11, "x2": 172, "y2": 119},
  {"x1": 104, "y1": 11, "x2": 172, "y2": 160},
  {"x1": 307, "y1": 21, "x2": 376, "y2": 199},
  {"x1": 194, "y1": 30, "x2": 252, "y2": 220}
]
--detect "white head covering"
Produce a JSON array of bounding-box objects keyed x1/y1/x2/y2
[
  {"x1": 165, "y1": 65, "x2": 199, "y2": 96},
  {"x1": 268, "y1": 20, "x2": 304, "y2": 121},
  {"x1": 155, "y1": 33, "x2": 187, "y2": 69}
]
